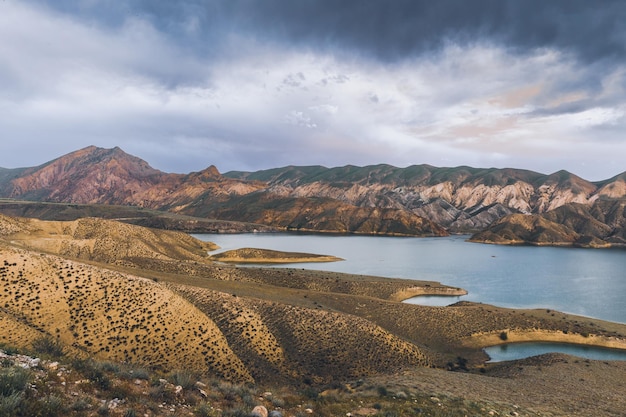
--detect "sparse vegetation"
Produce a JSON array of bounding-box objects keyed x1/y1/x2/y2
[{"x1": 2, "y1": 348, "x2": 545, "y2": 417}]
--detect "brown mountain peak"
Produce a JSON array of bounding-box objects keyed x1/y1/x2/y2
[
  {"x1": 198, "y1": 165, "x2": 221, "y2": 178},
  {"x1": 7, "y1": 146, "x2": 164, "y2": 203}
]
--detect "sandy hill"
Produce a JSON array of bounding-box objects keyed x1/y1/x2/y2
[
  {"x1": 210, "y1": 247, "x2": 343, "y2": 263},
  {"x1": 4, "y1": 214, "x2": 217, "y2": 265},
  {"x1": 0, "y1": 214, "x2": 441, "y2": 384},
  {"x1": 0, "y1": 243, "x2": 251, "y2": 381}
]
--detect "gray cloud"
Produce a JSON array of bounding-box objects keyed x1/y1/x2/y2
[{"x1": 1, "y1": 1, "x2": 625, "y2": 181}]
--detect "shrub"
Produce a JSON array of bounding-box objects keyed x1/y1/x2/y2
[
  {"x1": 302, "y1": 387, "x2": 318, "y2": 400},
  {"x1": 97, "y1": 405, "x2": 110, "y2": 416},
  {"x1": 108, "y1": 383, "x2": 137, "y2": 401},
  {"x1": 499, "y1": 331, "x2": 508, "y2": 341},
  {"x1": 0, "y1": 367, "x2": 30, "y2": 396},
  {"x1": 31, "y1": 395, "x2": 65, "y2": 417},
  {"x1": 71, "y1": 397, "x2": 92, "y2": 412},
  {"x1": 149, "y1": 384, "x2": 176, "y2": 403},
  {"x1": 0, "y1": 392, "x2": 24, "y2": 416},
  {"x1": 31, "y1": 336, "x2": 64, "y2": 357},
  {"x1": 170, "y1": 370, "x2": 196, "y2": 390},
  {"x1": 72, "y1": 359, "x2": 111, "y2": 390},
  {"x1": 222, "y1": 408, "x2": 248, "y2": 417},
  {"x1": 0, "y1": 344, "x2": 19, "y2": 356},
  {"x1": 270, "y1": 396, "x2": 285, "y2": 408},
  {"x1": 100, "y1": 362, "x2": 120, "y2": 373},
  {"x1": 194, "y1": 402, "x2": 214, "y2": 417},
  {"x1": 129, "y1": 367, "x2": 150, "y2": 381}
]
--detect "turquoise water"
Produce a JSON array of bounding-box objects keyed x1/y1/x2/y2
[
  {"x1": 194, "y1": 233, "x2": 626, "y2": 324},
  {"x1": 484, "y1": 342, "x2": 626, "y2": 362}
]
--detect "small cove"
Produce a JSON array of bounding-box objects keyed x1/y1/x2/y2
[{"x1": 484, "y1": 342, "x2": 626, "y2": 363}]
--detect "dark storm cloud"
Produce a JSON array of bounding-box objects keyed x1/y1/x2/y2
[
  {"x1": 29, "y1": 0, "x2": 626, "y2": 63},
  {"x1": 227, "y1": 0, "x2": 626, "y2": 64}
]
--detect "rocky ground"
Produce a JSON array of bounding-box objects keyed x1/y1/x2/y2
[
  {"x1": 6, "y1": 346, "x2": 624, "y2": 416},
  {"x1": 366, "y1": 353, "x2": 626, "y2": 416}
]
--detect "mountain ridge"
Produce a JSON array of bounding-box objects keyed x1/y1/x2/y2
[{"x1": 1, "y1": 145, "x2": 625, "y2": 238}]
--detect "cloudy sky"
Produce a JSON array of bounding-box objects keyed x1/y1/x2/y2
[{"x1": 1, "y1": 0, "x2": 625, "y2": 180}]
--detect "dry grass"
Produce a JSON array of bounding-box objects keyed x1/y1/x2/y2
[{"x1": 169, "y1": 284, "x2": 431, "y2": 385}]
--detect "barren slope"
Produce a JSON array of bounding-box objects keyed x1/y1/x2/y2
[
  {"x1": 6, "y1": 215, "x2": 217, "y2": 265},
  {"x1": 0, "y1": 244, "x2": 251, "y2": 382},
  {"x1": 470, "y1": 199, "x2": 626, "y2": 247}
]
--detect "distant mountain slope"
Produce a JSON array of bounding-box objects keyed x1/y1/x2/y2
[
  {"x1": 0, "y1": 146, "x2": 446, "y2": 236},
  {"x1": 202, "y1": 193, "x2": 448, "y2": 236},
  {"x1": 227, "y1": 164, "x2": 622, "y2": 232},
  {"x1": 470, "y1": 199, "x2": 626, "y2": 247},
  {"x1": 1, "y1": 146, "x2": 625, "y2": 236}
]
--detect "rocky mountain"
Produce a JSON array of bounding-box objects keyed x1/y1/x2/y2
[
  {"x1": 0, "y1": 146, "x2": 263, "y2": 209},
  {"x1": 226, "y1": 164, "x2": 625, "y2": 232},
  {"x1": 0, "y1": 146, "x2": 446, "y2": 236},
  {"x1": 1, "y1": 146, "x2": 625, "y2": 237},
  {"x1": 200, "y1": 193, "x2": 447, "y2": 236},
  {"x1": 470, "y1": 199, "x2": 626, "y2": 247}
]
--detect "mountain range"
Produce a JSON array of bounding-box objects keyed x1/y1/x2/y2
[{"x1": 1, "y1": 145, "x2": 625, "y2": 245}]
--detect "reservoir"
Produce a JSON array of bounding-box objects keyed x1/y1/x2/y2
[{"x1": 194, "y1": 233, "x2": 626, "y2": 324}]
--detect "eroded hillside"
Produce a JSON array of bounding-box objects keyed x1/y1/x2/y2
[
  {"x1": 4, "y1": 146, "x2": 626, "y2": 236},
  {"x1": 470, "y1": 199, "x2": 626, "y2": 247}
]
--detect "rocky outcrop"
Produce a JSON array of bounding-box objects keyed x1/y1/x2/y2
[
  {"x1": 470, "y1": 199, "x2": 626, "y2": 247},
  {"x1": 205, "y1": 194, "x2": 448, "y2": 236}
]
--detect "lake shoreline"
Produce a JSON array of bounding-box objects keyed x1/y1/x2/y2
[
  {"x1": 465, "y1": 327, "x2": 626, "y2": 354},
  {"x1": 209, "y1": 247, "x2": 344, "y2": 264}
]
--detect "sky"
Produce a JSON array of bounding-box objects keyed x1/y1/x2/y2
[{"x1": 1, "y1": 0, "x2": 625, "y2": 180}]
